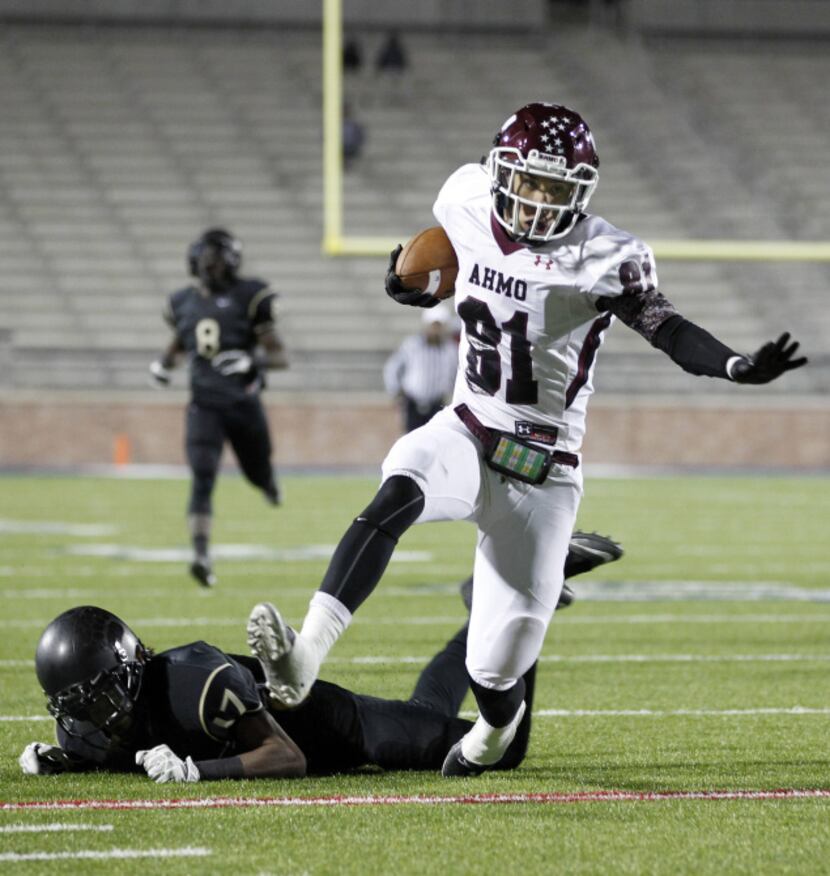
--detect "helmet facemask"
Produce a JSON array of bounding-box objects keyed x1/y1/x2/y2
[
  {"x1": 488, "y1": 147, "x2": 599, "y2": 243},
  {"x1": 46, "y1": 661, "x2": 145, "y2": 752}
]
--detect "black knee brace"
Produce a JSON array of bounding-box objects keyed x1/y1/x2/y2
[
  {"x1": 357, "y1": 474, "x2": 425, "y2": 539},
  {"x1": 319, "y1": 476, "x2": 424, "y2": 612},
  {"x1": 470, "y1": 677, "x2": 526, "y2": 729}
]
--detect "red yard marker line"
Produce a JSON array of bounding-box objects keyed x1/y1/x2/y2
[{"x1": 2, "y1": 788, "x2": 829, "y2": 812}]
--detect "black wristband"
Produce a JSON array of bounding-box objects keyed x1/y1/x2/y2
[{"x1": 194, "y1": 755, "x2": 244, "y2": 780}]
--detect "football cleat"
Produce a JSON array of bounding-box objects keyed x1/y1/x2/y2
[
  {"x1": 264, "y1": 481, "x2": 281, "y2": 506},
  {"x1": 441, "y1": 740, "x2": 486, "y2": 777},
  {"x1": 247, "y1": 602, "x2": 315, "y2": 708},
  {"x1": 189, "y1": 558, "x2": 216, "y2": 588},
  {"x1": 564, "y1": 531, "x2": 624, "y2": 579}
]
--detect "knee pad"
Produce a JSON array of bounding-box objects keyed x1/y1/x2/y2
[
  {"x1": 357, "y1": 475, "x2": 424, "y2": 540},
  {"x1": 470, "y1": 677, "x2": 526, "y2": 729}
]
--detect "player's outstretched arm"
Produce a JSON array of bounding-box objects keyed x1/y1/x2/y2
[
  {"x1": 232, "y1": 710, "x2": 306, "y2": 778},
  {"x1": 602, "y1": 287, "x2": 808, "y2": 384},
  {"x1": 651, "y1": 317, "x2": 807, "y2": 383},
  {"x1": 385, "y1": 245, "x2": 440, "y2": 308},
  {"x1": 727, "y1": 332, "x2": 807, "y2": 384}
]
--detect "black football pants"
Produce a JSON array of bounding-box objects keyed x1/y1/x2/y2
[
  {"x1": 185, "y1": 397, "x2": 274, "y2": 514},
  {"x1": 259, "y1": 625, "x2": 535, "y2": 774}
]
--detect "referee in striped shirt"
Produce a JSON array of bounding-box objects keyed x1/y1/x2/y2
[{"x1": 383, "y1": 303, "x2": 459, "y2": 433}]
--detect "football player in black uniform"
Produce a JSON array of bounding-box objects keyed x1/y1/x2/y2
[
  {"x1": 19, "y1": 606, "x2": 519, "y2": 781},
  {"x1": 149, "y1": 229, "x2": 288, "y2": 588},
  {"x1": 18, "y1": 534, "x2": 622, "y2": 782}
]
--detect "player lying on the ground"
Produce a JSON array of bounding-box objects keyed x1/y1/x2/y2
[{"x1": 19, "y1": 534, "x2": 620, "y2": 782}]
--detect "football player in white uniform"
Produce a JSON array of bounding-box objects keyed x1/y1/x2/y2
[{"x1": 247, "y1": 103, "x2": 807, "y2": 777}]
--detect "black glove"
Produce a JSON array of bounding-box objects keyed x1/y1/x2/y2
[
  {"x1": 730, "y1": 332, "x2": 808, "y2": 384},
  {"x1": 384, "y1": 245, "x2": 440, "y2": 309}
]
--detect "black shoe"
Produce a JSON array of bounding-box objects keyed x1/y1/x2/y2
[
  {"x1": 264, "y1": 482, "x2": 281, "y2": 506},
  {"x1": 441, "y1": 740, "x2": 486, "y2": 777},
  {"x1": 564, "y1": 531, "x2": 624, "y2": 579},
  {"x1": 190, "y1": 558, "x2": 217, "y2": 588}
]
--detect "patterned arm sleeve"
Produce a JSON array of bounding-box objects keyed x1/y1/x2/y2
[{"x1": 594, "y1": 257, "x2": 679, "y2": 343}]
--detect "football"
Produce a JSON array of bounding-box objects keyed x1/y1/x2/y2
[{"x1": 395, "y1": 226, "x2": 458, "y2": 300}]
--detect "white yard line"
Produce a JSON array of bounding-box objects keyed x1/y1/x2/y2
[
  {"x1": 0, "y1": 847, "x2": 210, "y2": 861},
  {"x1": 530, "y1": 707, "x2": 830, "y2": 718},
  {"x1": 0, "y1": 823, "x2": 113, "y2": 833},
  {"x1": 4, "y1": 705, "x2": 829, "y2": 724},
  {"x1": 4, "y1": 652, "x2": 830, "y2": 674},
  {"x1": 0, "y1": 716, "x2": 51, "y2": 721},
  {"x1": 2, "y1": 612, "x2": 830, "y2": 630},
  {"x1": 4, "y1": 653, "x2": 830, "y2": 672},
  {"x1": 333, "y1": 653, "x2": 830, "y2": 665}
]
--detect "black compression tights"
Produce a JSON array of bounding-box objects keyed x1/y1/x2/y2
[{"x1": 318, "y1": 475, "x2": 425, "y2": 613}]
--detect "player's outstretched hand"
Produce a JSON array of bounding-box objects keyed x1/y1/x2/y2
[
  {"x1": 136, "y1": 744, "x2": 201, "y2": 783},
  {"x1": 148, "y1": 360, "x2": 172, "y2": 388},
  {"x1": 385, "y1": 245, "x2": 439, "y2": 309},
  {"x1": 730, "y1": 333, "x2": 808, "y2": 384},
  {"x1": 19, "y1": 742, "x2": 72, "y2": 775}
]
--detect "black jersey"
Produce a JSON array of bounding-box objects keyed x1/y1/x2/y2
[
  {"x1": 164, "y1": 278, "x2": 277, "y2": 408},
  {"x1": 58, "y1": 642, "x2": 265, "y2": 769},
  {"x1": 56, "y1": 641, "x2": 475, "y2": 777}
]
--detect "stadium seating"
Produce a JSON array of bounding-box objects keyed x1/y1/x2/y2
[{"x1": 0, "y1": 23, "x2": 825, "y2": 396}]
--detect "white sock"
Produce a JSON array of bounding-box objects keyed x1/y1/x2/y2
[
  {"x1": 461, "y1": 701, "x2": 527, "y2": 766},
  {"x1": 300, "y1": 591, "x2": 353, "y2": 665}
]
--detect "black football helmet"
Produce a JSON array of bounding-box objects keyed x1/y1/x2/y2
[
  {"x1": 487, "y1": 102, "x2": 600, "y2": 243},
  {"x1": 35, "y1": 606, "x2": 149, "y2": 752},
  {"x1": 187, "y1": 227, "x2": 242, "y2": 279}
]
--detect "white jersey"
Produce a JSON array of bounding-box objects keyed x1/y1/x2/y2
[{"x1": 433, "y1": 163, "x2": 658, "y2": 454}]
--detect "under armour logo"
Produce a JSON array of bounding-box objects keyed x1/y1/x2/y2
[{"x1": 534, "y1": 255, "x2": 554, "y2": 270}]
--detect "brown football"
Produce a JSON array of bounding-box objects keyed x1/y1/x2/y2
[{"x1": 395, "y1": 226, "x2": 458, "y2": 300}]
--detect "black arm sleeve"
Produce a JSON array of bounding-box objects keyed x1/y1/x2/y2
[{"x1": 651, "y1": 314, "x2": 737, "y2": 379}]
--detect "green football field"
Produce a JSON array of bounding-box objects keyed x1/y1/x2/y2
[{"x1": 0, "y1": 472, "x2": 828, "y2": 874}]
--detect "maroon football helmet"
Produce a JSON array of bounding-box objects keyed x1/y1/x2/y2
[{"x1": 488, "y1": 102, "x2": 600, "y2": 243}]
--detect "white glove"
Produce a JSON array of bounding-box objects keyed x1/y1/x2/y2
[
  {"x1": 149, "y1": 360, "x2": 172, "y2": 387},
  {"x1": 135, "y1": 744, "x2": 200, "y2": 783},
  {"x1": 212, "y1": 350, "x2": 253, "y2": 377},
  {"x1": 19, "y1": 742, "x2": 70, "y2": 775}
]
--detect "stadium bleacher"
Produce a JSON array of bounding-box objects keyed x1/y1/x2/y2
[{"x1": 0, "y1": 22, "x2": 826, "y2": 398}]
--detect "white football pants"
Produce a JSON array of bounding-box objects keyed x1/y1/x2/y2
[{"x1": 381, "y1": 406, "x2": 582, "y2": 690}]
